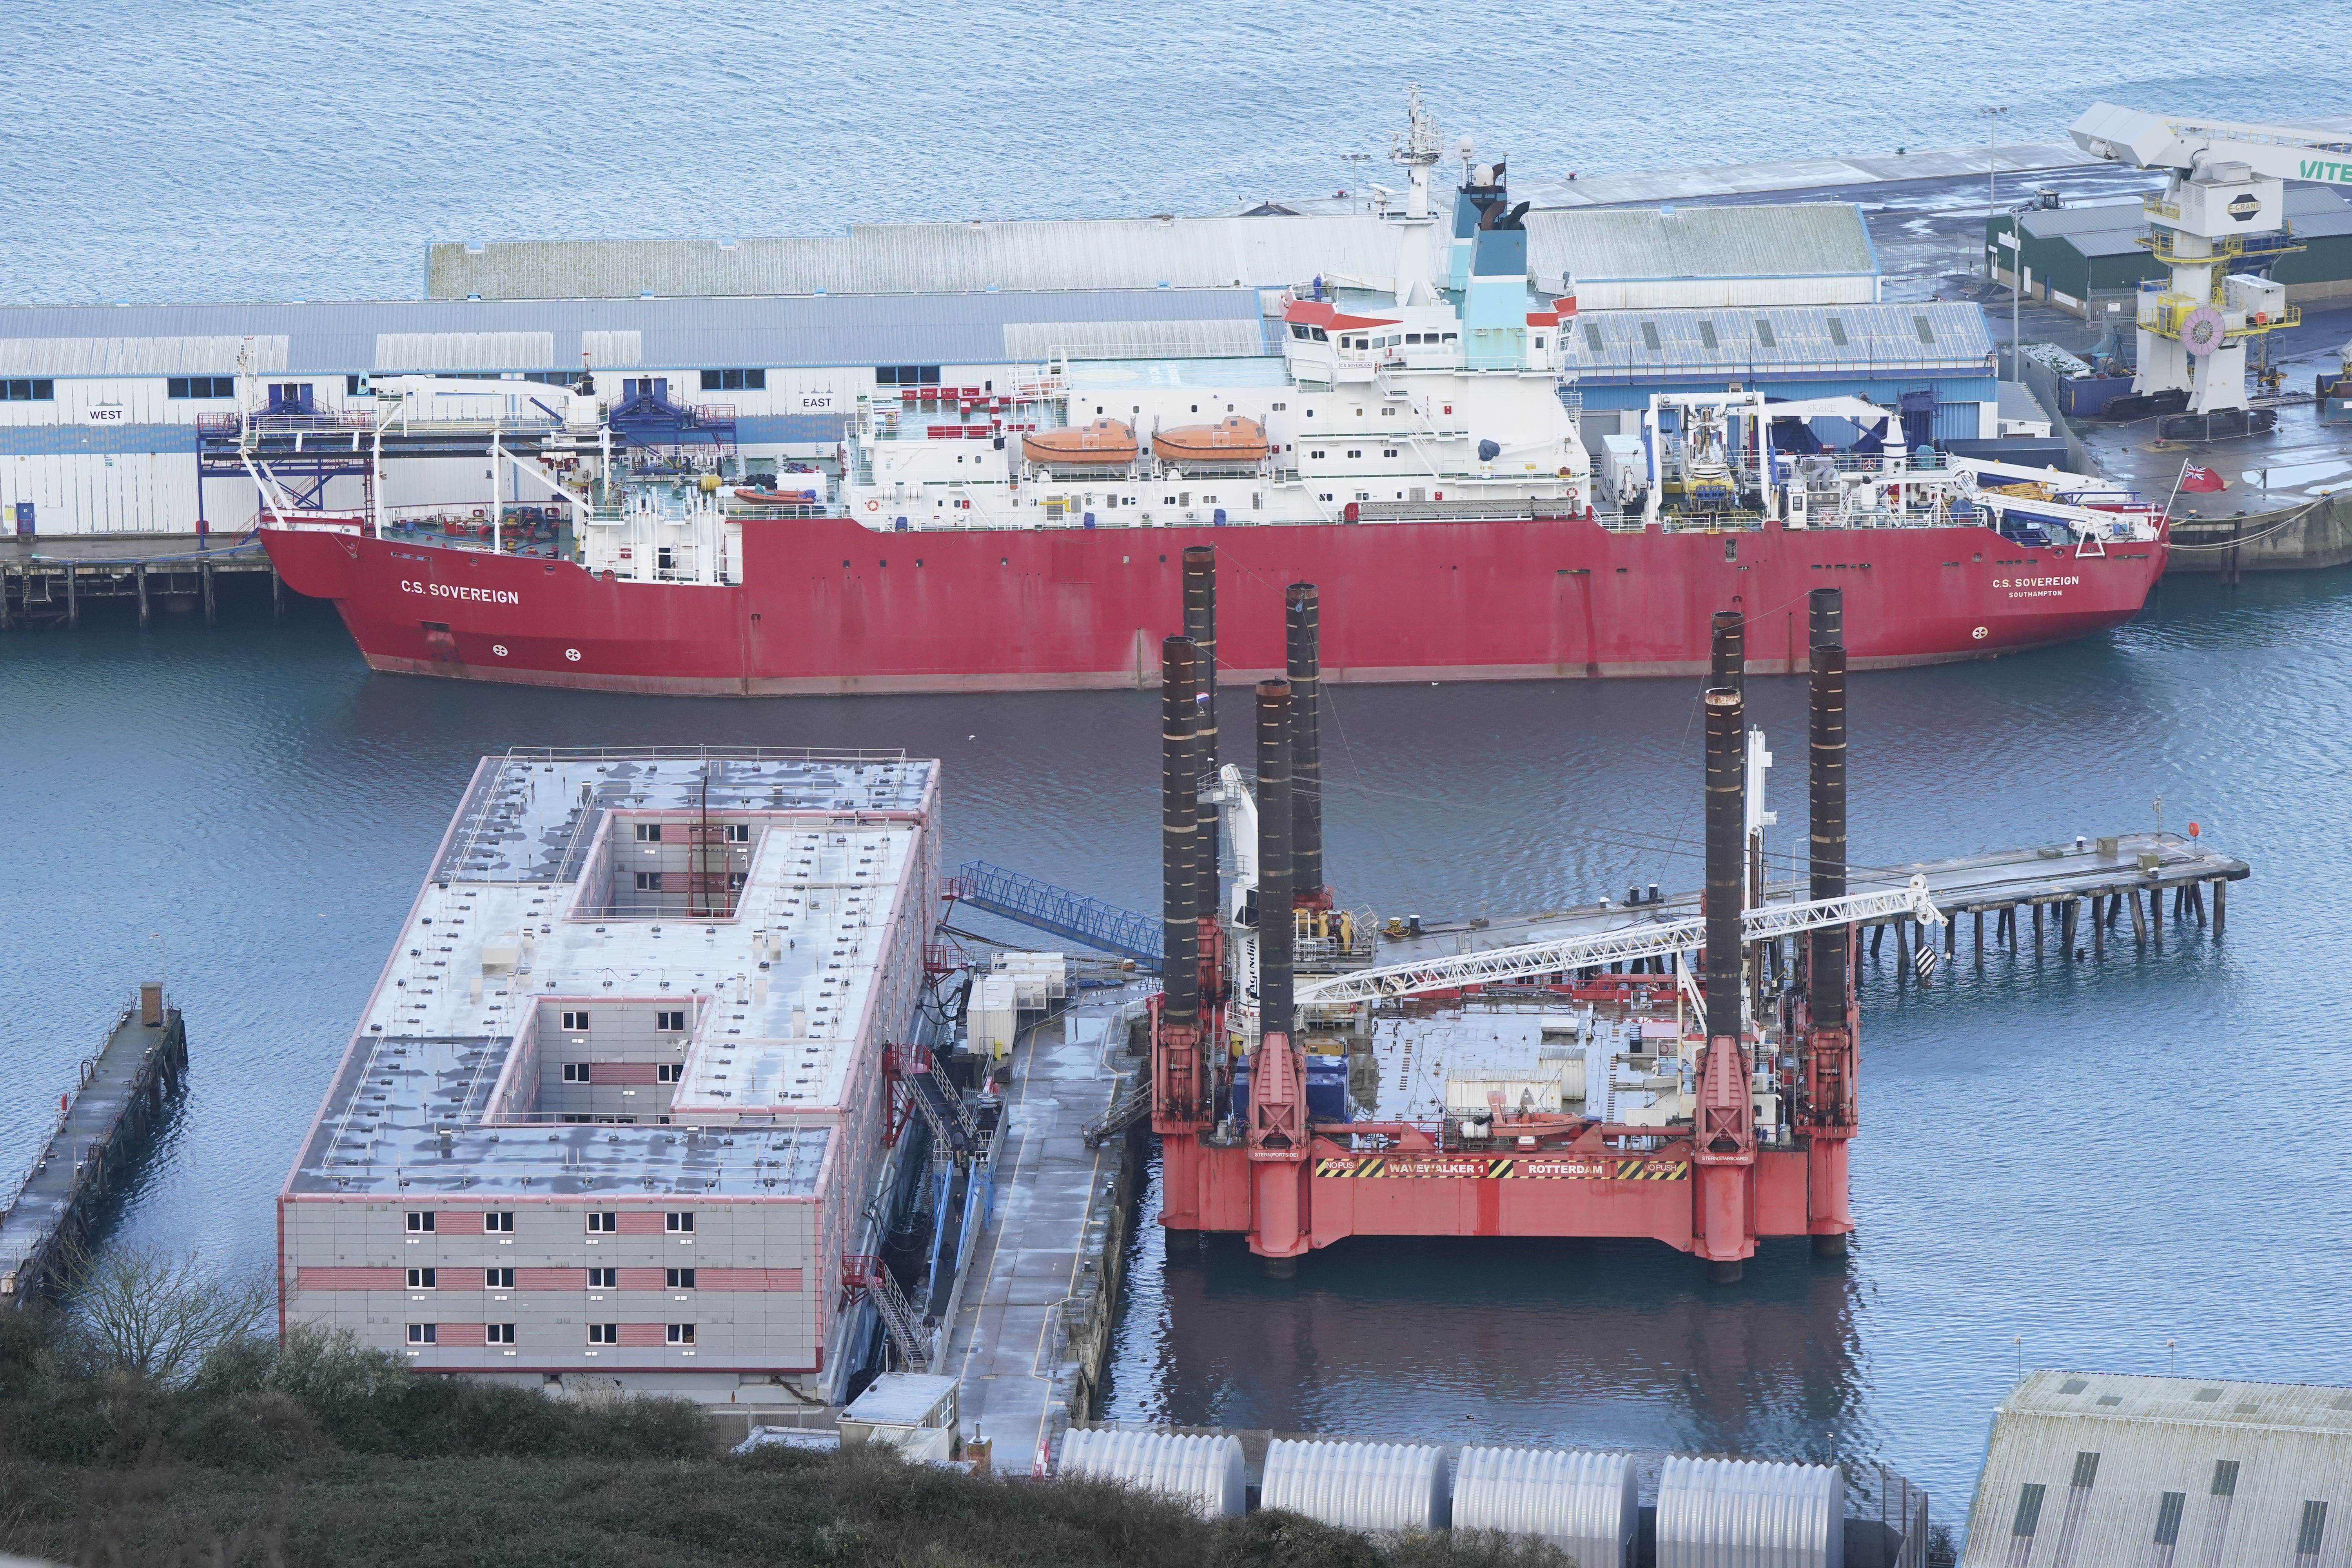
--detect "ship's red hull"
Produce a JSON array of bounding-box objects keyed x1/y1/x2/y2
[{"x1": 263, "y1": 515, "x2": 2165, "y2": 695}]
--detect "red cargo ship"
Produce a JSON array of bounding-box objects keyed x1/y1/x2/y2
[
  {"x1": 260, "y1": 150, "x2": 2165, "y2": 693},
  {"x1": 263, "y1": 509, "x2": 2165, "y2": 695}
]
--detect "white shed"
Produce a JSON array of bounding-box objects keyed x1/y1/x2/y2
[
  {"x1": 1058, "y1": 1428, "x2": 1246, "y2": 1518},
  {"x1": 1657, "y1": 1455, "x2": 1844, "y2": 1568},
  {"x1": 1262, "y1": 1439, "x2": 1451, "y2": 1532},
  {"x1": 1453, "y1": 1445, "x2": 1638, "y2": 1566},
  {"x1": 1960, "y1": 1371, "x2": 2352, "y2": 1568}
]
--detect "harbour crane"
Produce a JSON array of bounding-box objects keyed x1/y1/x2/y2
[{"x1": 2069, "y1": 103, "x2": 2351, "y2": 435}]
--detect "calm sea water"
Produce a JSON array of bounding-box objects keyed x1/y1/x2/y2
[
  {"x1": 3, "y1": 4, "x2": 2350, "y2": 1520},
  {"x1": 4, "y1": 569, "x2": 2349, "y2": 1518},
  {"x1": 0, "y1": 0, "x2": 2343, "y2": 305}
]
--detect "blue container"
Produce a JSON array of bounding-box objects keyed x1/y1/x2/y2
[
  {"x1": 1230, "y1": 1058, "x2": 1249, "y2": 1125},
  {"x1": 1306, "y1": 1056, "x2": 1350, "y2": 1123}
]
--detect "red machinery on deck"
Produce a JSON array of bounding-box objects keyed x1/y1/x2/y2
[{"x1": 1148, "y1": 554, "x2": 1892, "y2": 1281}]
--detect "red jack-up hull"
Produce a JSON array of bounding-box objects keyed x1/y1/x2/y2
[{"x1": 1150, "y1": 575, "x2": 1861, "y2": 1278}]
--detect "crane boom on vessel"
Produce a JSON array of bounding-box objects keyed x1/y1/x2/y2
[{"x1": 1290, "y1": 877, "x2": 1941, "y2": 1007}]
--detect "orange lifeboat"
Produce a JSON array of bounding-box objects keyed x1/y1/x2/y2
[
  {"x1": 1152, "y1": 415, "x2": 1270, "y2": 466},
  {"x1": 1021, "y1": 417, "x2": 1138, "y2": 466}
]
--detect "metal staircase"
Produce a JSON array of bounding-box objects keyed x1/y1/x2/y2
[
  {"x1": 842, "y1": 1254, "x2": 929, "y2": 1372},
  {"x1": 946, "y1": 861, "x2": 1160, "y2": 968},
  {"x1": 901, "y1": 1043, "x2": 980, "y2": 1160},
  {"x1": 1081, "y1": 1076, "x2": 1154, "y2": 1149}
]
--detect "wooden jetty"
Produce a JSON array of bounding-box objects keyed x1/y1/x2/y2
[
  {"x1": 0, "y1": 984, "x2": 189, "y2": 1305},
  {"x1": 0, "y1": 532, "x2": 287, "y2": 630}
]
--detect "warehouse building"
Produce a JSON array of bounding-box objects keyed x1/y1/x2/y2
[
  {"x1": 1984, "y1": 185, "x2": 2352, "y2": 318},
  {"x1": 1960, "y1": 1370, "x2": 2352, "y2": 1568},
  {"x1": 278, "y1": 749, "x2": 941, "y2": 1407},
  {"x1": 0, "y1": 289, "x2": 1273, "y2": 534},
  {"x1": 424, "y1": 204, "x2": 1881, "y2": 310},
  {"x1": 1570, "y1": 301, "x2": 1998, "y2": 444}
]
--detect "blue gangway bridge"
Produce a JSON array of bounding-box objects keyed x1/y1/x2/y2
[{"x1": 948, "y1": 861, "x2": 1160, "y2": 970}]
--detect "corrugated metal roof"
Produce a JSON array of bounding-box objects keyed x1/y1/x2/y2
[
  {"x1": 374, "y1": 330, "x2": 555, "y2": 372},
  {"x1": 1453, "y1": 1446, "x2": 1637, "y2": 1559},
  {"x1": 1960, "y1": 1372, "x2": 2352, "y2": 1568},
  {"x1": 424, "y1": 204, "x2": 1878, "y2": 301},
  {"x1": 1572, "y1": 302, "x2": 1991, "y2": 381},
  {"x1": 0, "y1": 334, "x2": 289, "y2": 376},
  {"x1": 0, "y1": 291, "x2": 1263, "y2": 375},
  {"x1": 1261, "y1": 1440, "x2": 1450, "y2": 1533},
  {"x1": 1059, "y1": 1430, "x2": 1245, "y2": 1519},
  {"x1": 1526, "y1": 203, "x2": 1876, "y2": 284},
  {"x1": 1656, "y1": 1456, "x2": 1844, "y2": 1568}
]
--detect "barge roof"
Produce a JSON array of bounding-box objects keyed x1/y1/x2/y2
[{"x1": 284, "y1": 748, "x2": 936, "y2": 1201}]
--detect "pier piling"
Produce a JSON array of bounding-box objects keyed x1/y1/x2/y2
[{"x1": 0, "y1": 985, "x2": 189, "y2": 1305}]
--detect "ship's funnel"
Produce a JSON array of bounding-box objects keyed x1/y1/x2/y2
[
  {"x1": 1704, "y1": 684, "x2": 1744, "y2": 1043},
  {"x1": 1808, "y1": 588, "x2": 1847, "y2": 1028},
  {"x1": 1184, "y1": 546, "x2": 1220, "y2": 922},
  {"x1": 1285, "y1": 583, "x2": 1323, "y2": 900},
  {"x1": 1255, "y1": 679, "x2": 1294, "y2": 1037},
  {"x1": 1710, "y1": 610, "x2": 1744, "y2": 694},
  {"x1": 1161, "y1": 636, "x2": 1201, "y2": 1029}
]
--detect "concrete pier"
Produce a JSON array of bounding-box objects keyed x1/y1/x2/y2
[
  {"x1": 0, "y1": 985, "x2": 189, "y2": 1303},
  {"x1": 941, "y1": 992, "x2": 1145, "y2": 1475}
]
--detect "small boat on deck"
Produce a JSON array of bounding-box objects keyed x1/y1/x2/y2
[
  {"x1": 1021, "y1": 417, "x2": 1138, "y2": 467},
  {"x1": 1152, "y1": 415, "x2": 1269, "y2": 466}
]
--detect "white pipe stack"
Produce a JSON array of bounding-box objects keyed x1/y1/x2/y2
[
  {"x1": 1454, "y1": 1445, "x2": 1638, "y2": 1567},
  {"x1": 1058, "y1": 1428, "x2": 1245, "y2": 1519},
  {"x1": 1262, "y1": 1438, "x2": 1450, "y2": 1532}
]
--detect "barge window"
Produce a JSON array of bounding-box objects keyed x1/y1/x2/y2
[
  {"x1": 665, "y1": 1212, "x2": 695, "y2": 1232},
  {"x1": 1697, "y1": 321, "x2": 1718, "y2": 350},
  {"x1": 635, "y1": 822, "x2": 663, "y2": 842},
  {"x1": 406, "y1": 1212, "x2": 436, "y2": 1232},
  {"x1": 1915, "y1": 315, "x2": 1936, "y2": 345},
  {"x1": 168, "y1": 376, "x2": 235, "y2": 399},
  {"x1": 666, "y1": 1323, "x2": 695, "y2": 1344},
  {"x1": 0, "y1": 379, "x2": 53, "y2": 401},
  {"x1": 1310, "y1": 328, "x2": 1327, "y2": 341},
  {"x1": 483, "y1": 1212, "x2": 515, "y2": 1232},
  {"x1": 1827, "y1": 317, "x2": 1849, "y2": 347},
  {"x1": 700, "y1": 368, "x2": 767, "y2": 391},
  {"x1": 874, "y1": 365, "x2": 943, "y2": 385},
  {"x1": 406, "y1": 1324, "x2": 436, "y2": 1344},
  {"x1": 658, "y1": 1064, "x2": 681, "y2": 1082},
  {"x1": 666, "y1": 1268, "x2": 696, "y2": 1289},
  {"x1": 1290, "y1": 323, "x2": 1310, "y2": 339},
  {"x1": 635, "y1": 871, "x2": 663, "y2": 891},
  {"x1": 588, "y1": 1267, "x2": 617, "y2": 1287},
  {"x1": 1584, "y1": 323, "x2": 1603, "y2": 352},
  {"x1": 485, "y1": 1268, "x2": 514, "y2": 1289},
  {"x1": 587, "y1": 1212, "x2": 617, "y2": 1233},
  {"x1": 406, "y1": 1268, "x2": 435, "y2": 1289},
  {"x1": 588, "y1": 1323, "x2": 617, "y2": 1344},
  {"x1": 658, "y1": 1009, "x2": 688, "y2": 1030},
  {"x1": 1755, "y1": 320, "x2": 1777, "y2": 348},
  {"x1": 486, "y1": 1324, "x2": 515, "y2": 1345},
  {"x1": 561, "y1": 1010, "x2": 590, "y2": 1030},
  {"x1": 1639, "y1": 323, "x2": 1661, "y2": 352}
]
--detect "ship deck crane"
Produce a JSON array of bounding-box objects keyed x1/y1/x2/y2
[{"x1": 2069, "y1": 102, "x2": 2350, "y2": 433}]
